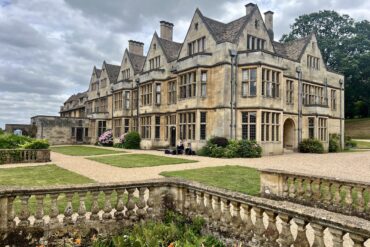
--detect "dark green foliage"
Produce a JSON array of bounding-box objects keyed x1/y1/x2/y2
[
  {"x1": 299, "y1": 139, "x2": 324, "y2": 153},
  {"x1": 198, "y1": 139, "x2": 262, "y2": 158},
  {"x1": 92, "y1": 211, "x2": 224, "y2": 247},
  {"x1": 0, "y1": 134, "x2": 32, "y2": 149},
  {"x1": 0, "y1": 129, "x2": 4, "y2": 135},
  {"x1": 22, "y1": 139, "x2": 49, "y2": 150},
  {"x1": 329, "y1": 134, "x2": 340, "y2": 152},
  {"x1": 208, "y1": 136, "x2": 229, "y2": 147},
  {"x1": 281, "y1": 10, "x2": 370, "y2": 118},
  {"x1": 345, "y1": 136, "x2": 357, "y2": 149},
  {"x1": 113, "y1": 143, "x2": 125, "y2": 148},
  {"x1": 123, "y1": 132, "x2": 141, "y2": 149}
]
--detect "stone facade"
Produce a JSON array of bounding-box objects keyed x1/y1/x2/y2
[
  {"x1": 57, "y1": 3, "x2": 344, "y2": 154},
  {"x1": 31, "y1": 116, "x2": 90, "y2": 145}
]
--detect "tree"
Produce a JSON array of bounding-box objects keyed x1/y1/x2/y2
[{"x1": 281, "y1": 11, "x2": 370, "y2": 118}]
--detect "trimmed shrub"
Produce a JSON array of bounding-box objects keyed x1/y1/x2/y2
[
  {"x1": 208, "y1": 136, "x2": 229, "y2": 147},
  {"x1": 329, "y1": 134, "x2": 340, "y2": 152},
  {"x1": 98, "y1": 130, "x2": 113, "y2": 146},
  {"x1": 237, "y1": 140, "x2": 262, "y2": 158},
  {"x1": 223, "y1": 140, "x2": 239, "y2": 158},
  {"x1": 0, "y1": 134, "x2": 32, "y2": 149},
  {"x1": 22, "y1": 139, "x2": 49, "y2": 149},
  {"x1": 299, "y1": 139, "x2": 324, "y2": 153},
  {"x1": 122, "y1": 131, "x2": 141, "y2": 149}
]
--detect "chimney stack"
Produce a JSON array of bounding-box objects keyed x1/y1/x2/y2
[
  {"x1": 245, "y1": 3, "x2": 256, "y2": 16},
  {"x1": 264, "y1": 11, "x2": 274, "y2": 41},
  {"x1": 160, "y1": 21, "x2": 174, "y2": 41},
  {"x1": 128, "y1": 40, "x2": 144, "y2": 56}
]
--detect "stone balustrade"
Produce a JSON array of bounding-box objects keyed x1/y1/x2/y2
[
  {"x1": 0, "y1": 149, "x2": 50, "y2": 164},
  {"x1": 260, "y1": 169, "x2": 370, "y2": 220},
  {"x1": 0, "y1": 178, "x2": 369, "y2": 246}
]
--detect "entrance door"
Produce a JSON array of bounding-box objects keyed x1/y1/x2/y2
[
  {"x1": 76, "y1": 128, "x2": 83, "y2": 142},
  {"x1": 283, "y1": 118, "x2": 295, "y2": 149},
  {"x1": 170, "y1": 127, "x2": 176, "y2": 147}
]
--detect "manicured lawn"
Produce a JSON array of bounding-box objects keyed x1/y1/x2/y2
[
  {"x1": 87, "y1": 154, "x2": 197, "y2": 168},
  {"x1": 0, "y1": 164, "x2": 94, "y2": 186},
  {"x1": 51, "y1": 145, "x2": 125, "y2": 156},
  {"x1": 160, "y1": 166, "x2": 260, "y2": 196},
  {"x1": 345, "y1": 118, "x2": 370, "y2": 139},
  {"x1": 355, "y1": 140, "x2": 370, "y2": 149}
]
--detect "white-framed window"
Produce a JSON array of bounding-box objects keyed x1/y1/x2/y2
[
  {"x1": 124, "y1": 91, "x2": 130, "y2": 109},
  {"x1": 179, "y1": 71, "x2": 196, "y2": 99},
  {"x1": 155, "y1": 83, "x2": 161, "y2": 105},
  {"x1": 262, "y1": 68, "x2": 280, "y2": 98},
  {"x1": 140, "y1": 84, "x2": 152, "y2": 106}
]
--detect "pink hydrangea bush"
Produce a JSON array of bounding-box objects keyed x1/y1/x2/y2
[{"x1": 98, "y1": 130, "x2": 113, "y2": 146}]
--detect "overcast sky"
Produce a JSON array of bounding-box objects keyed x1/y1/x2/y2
[{"x1": 0, "y1": 0, "x2": 369, "y2": 129}]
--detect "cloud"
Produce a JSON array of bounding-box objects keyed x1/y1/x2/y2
[{"x1": 0, "y1": 0, "x2": 369, "y2": 129}]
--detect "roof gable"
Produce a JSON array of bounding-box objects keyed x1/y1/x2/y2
[
  {"x1": 103, "y1": 61, "x2": 120, "y2": 84},
  {"x1": 273, "y1": 34, "x2": 312, "y2": 61}
]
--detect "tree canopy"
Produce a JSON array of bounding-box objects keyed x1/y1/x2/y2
[{"x1": 281, "y1": 10, "x2": 370, "y2": 118}]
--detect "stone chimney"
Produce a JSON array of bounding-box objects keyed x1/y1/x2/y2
[
  {"x1": 264, "y1": 11, "x2": 274, "y2": 41},
  {"x1": 160, "y1": 21, "x2": 174, "y2": 41},
  {"x1": 128, "y1": 40, "x2": 144, "y2": 56},
  {"x1": 245, "y1": 3, "x2": 256, "y2": 16}
]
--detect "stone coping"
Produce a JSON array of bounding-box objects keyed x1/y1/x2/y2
[
  {"x1": 259, "y1": 168, "x2": 370, "y2": 187},
  {"x1": 0, "y1": 178, "x2": 369, "y2": 236}
]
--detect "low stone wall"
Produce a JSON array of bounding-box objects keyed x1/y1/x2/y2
[
  {"x1": 0, "y1": 179, "x2": 369, "y2": 246},
  {"x1": 260, "y1": 168, "x2": 370, "y2": 220},
  {"x1": 0, "y1": 149, "x2": 50, "y2": 165}
]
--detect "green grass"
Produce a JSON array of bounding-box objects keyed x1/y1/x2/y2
[
  {"x1": 88, "y1": 154, "x2": 197, "y2": 168},
  {"x1": 355, "y1": 140, "x2": 370, "y2": 149},
  {"x1": 0, "y1": 164, "x2": 93, "y2": 186},
  {"x1": 345, "y1": 118, "x2": 370, "y2": 139},
  {"x1": 161, "y1": 166, "x2": 260, "y2": 196},
  {"x1": 51, "y1": 145, "x2": 125, "y2": 156}
]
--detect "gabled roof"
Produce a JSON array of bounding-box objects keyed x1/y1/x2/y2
[
  {"x1": 198, "y1": 8, "x2": 254, "y2": 44},
  {"x1": 273, "y1": 35, "x2": 312, "y2": 61},
  {"x1": 64, "y1": 91, "x2": 87, "y2": 103},
  {"x1": 127, "y1": 51, "x2": 146, "y2": 74},
  {"x1": 155, "y1": 33, "x2": 182, "y2": 62},
  {"x1": 104, "y1": 62, "x2": 121, "y2": 84},
  {"x1": 93, "y1": 66, "x2": 101, "y2": 78}
]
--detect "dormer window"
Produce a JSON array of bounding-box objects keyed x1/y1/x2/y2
[
  {"x1": 307, "y1": 55, "x2": 320, "y2": 70},
  {"x1": 149, "y1": 56, "x2": 160, "y2": 70},
  {"x1": 247, "y1": 35, "x2": 265, "y2": 50},
  {"x1": 188, "y1": 37, "x2": 206, "y2": 56},
  {"x1": 195, "y1": 22, "x2": 199, "y2": 30},
  {"x1": 122, "y1": 69, "x2": 130, "y2": 80}
]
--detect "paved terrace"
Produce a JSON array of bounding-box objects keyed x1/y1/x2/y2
[{"x1": 2, "y1": 146, "x2": 370, "y2": 184}]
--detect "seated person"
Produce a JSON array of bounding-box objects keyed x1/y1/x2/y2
[
  {"x1": 185, "y1": 142, "x2": 193, "y2": 155},
  {"x1": 176, "y1": 140, "x2": 184, "y2": 154}
]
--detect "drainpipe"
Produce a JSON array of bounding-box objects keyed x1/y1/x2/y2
[
  {"x1": 339, "y1": 79, "x2": 344, "y2": 150},
  {"x1": 110, "y1": 86, "x2": 114, "y2": 131},
  {"x1": 229, "y1": 50, "x2": 237, "y2": 140},
  {"x1": 296, "y1": 66, "x2": 303, "y2": 144},
  {"x1": 135, "y1": 78, "x2": 140, "y2": 132},
  {"x1": 234, "y1": 53, "x2": 239, "y2": 140}
]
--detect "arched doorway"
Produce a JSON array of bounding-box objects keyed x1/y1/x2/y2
[{"x1": 283, "y1": 118, "x2": 295, "y2": 150}]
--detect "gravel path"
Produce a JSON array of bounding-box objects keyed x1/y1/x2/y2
[{"x1": 45, "y1": 147, "x2": 370, "y2": 184}]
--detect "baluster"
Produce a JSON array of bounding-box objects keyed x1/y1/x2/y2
[
  {"x1": 196, "y1": 191, "x2": 205, "y2": 216},
  {"x1": 182, "y1": 188, "x2": 190, "y2": 216},
  {"x1": 211, "y1": 196, "x2": 221, "y2": 231},
  {"x1": 136, "y1": 187, "x2": 147, "y2": 220},
  {"x1": 240, "y1": 204, "x2": 253, "y2": 241},
  {"x1": 264, "y1": 210, "x2": 279, "y2": 246},
  {"x1": 90, "y1": 191, "x2": 100, "y2": 221},
  {"x1": 102, "y1": 190, "x2": 113, "y2": 220},
  {"x1": 277, "y1": 213, "x2": 293, "y2": 247},
  {"x1": 289, "y1": 177, "x2": 296, "y2": 198},
  {"x1": 204, "y1": 193, "x2": 213, "y2": 221},
  {"x1": 311, "y1": 223, "x2": 325, "y2": 247},
  {"x1": 49, "y1": 193, "x2": 59, "y2": 225},
  {"x1": 293, "y1": 218, "x2": 310, "y2": 247},
  {"x1": 324, "y1": 182, "x2": 333, "y2": 205},
  {"x1": 7, "y1": 196, "x2": 15, "y2": 228},
  {"x1": 126, "y1": 188, "x2": 136, "y2": 221},
  {"x1": 332, "y1": 183, "x2": 341, "y2": 206},
  {"x1": 253, "y1": 207, "x2": 266, "y2": 245},
  {"x1": 313, "y1": 179, "x2": 322, "y2": 201},
  {"x1": 63, "y1": 192, "x2": 74, "y2": 224},
  {"x1": 176, "y1": 186, "x2": 184, "y2": 213},
  {"x1": 304, "y1": 178, "x2": 313, "y2": 199},
  {"x1": 349, "y1": 234, "x2": 366, "y2": 247},
  {"x1": 343, "y1": 185, "x2": 353, "y2": 211},
  {"x1": 188, "y1": 189, "x2": 197, "y2": 217},
  {"x1": 282, "y1": 176, "x2": 289, "y2": 197},
  {"x1": 231, "y1": 201, "x2": 242, "y2": 236},
  {"x1": 114, "y1": 189, "x2": 125, "y2": 220},
  {"x1": 34, "y1": 195, "x2": 45, "y2": 227},
  {"x1": 146, "y1": 187, "x2": 155, "y2": 218},
  {"x1": 18, "y1": 195, "x2": 31, "y2": 227},
  {"x1": 76, "y1": 192, "x2": 86, "y2": 223},
  {"x1": 356, "y1": 187, "x2": 365, "y2": 213},
  {"x1": 328, "y1": 228, "x2": 344, "y2": 247},
  {"x1": 221, "y1": 198, "x2": 231, "y2": 233},
  {"x1": 296, "y1": 178, "x2": 304, "y2": 199}
]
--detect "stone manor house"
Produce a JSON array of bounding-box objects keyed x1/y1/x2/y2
[{"x1": 33, "y1": 3, "x2": 344, "y2": 155}]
